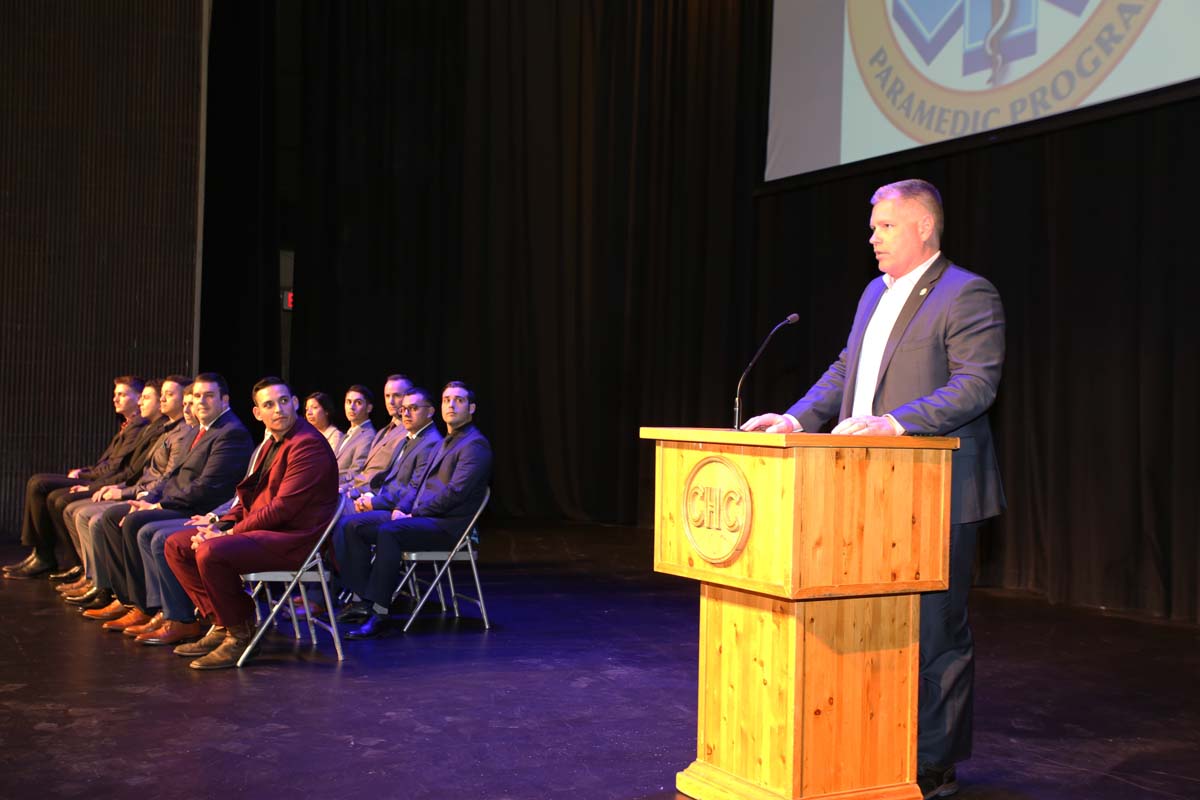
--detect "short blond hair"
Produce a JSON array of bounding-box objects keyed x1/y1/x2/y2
[{"x1": 871, "y1": 179, "x2": 943, "y2": 239}]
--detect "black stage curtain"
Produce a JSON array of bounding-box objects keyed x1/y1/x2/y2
[
  {"x1": 0, "y1": 1, "x2": 205, "y2": 539},
  {"x1": 197, "y1": 0, "x2": 281, "y2": 406},
  {"x1": 279, "y1": 2, "x2": 1198, "y2": 622}
]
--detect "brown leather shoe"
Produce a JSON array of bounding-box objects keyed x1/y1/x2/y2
[
  {"x1": 189, "y1": 621, "x2": 256, "y2": 670},
  {"x1": 173, "y1": 625, "x2": 227, "y2": 657},
  {"x1": 82, "y1": 599, "x2": 127, "y2": 620},
  {"x1": 63, "y1": 583, "x2": 97, "y2": 600},
  {"x1": 138, "y1": 619, "x2": 204, "y2": 646},
  {"x1": 101, "y1": 608, "x2": 151, "y2": 631},
  {"x1": 123, "y1": 611, "x2": 164, "y2": 637},
  {"x1": 57, "y1": 577, "x2": 91, "y2": 594}
]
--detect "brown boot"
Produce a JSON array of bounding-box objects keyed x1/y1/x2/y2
[
  {"x1": 173, "y1": 625, "x2": 227, "y2": 657},
  {"x1": 189, "y1": 621, "x2": 257, "y2": 670}
]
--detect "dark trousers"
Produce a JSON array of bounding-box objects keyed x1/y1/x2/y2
[
  {"x1": 918, "y1": 521, "x2": 980, "y2": 768},
  {"x1": 21, "y1": 473, "x2": 87, "y2": 561},
  {"x1": 164, "y1": 529, "x2": 312, "y2": 627},
  {"x1": 137, "y1": 519, "x2": 199, "y2": 622},
  {"x1": 45, "y1": 485, "x2": 92, "y2": 567},
  {"x1": 338, "y1": 514, "x2": 456, "y2": 608},
  {"x1": 95, "y1": 507, "x2": 184, "y2": 610}
]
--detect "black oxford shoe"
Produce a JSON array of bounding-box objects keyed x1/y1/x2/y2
[
  {"x1": 344, "y1": 613, "x2": 390, "y2": 639},
  {"x1": 48, "y1": 565, "x2": 83, "y2": 582}
]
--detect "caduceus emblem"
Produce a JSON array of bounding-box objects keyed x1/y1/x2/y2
[{"x1": 984, "y1": 0, "x2": 1017, "y2": 84}]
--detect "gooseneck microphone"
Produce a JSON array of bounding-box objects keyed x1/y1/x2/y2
[{"x1": 733, "y1": 313, "x2": 799, "y2": 429}]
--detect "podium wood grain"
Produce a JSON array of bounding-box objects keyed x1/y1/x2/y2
[{"x1": 641, "y1": 428, "x2": 955, "y2": 800}]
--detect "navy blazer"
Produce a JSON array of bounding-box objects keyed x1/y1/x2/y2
[
  {"x1": 372, "y1": 423, "x2": 443, "y2": 512},
  {"x1": 410, "y1": 423, "x2": 492, "y2": 535},
  {"x1": 154, "y1": 408, "x2": 254, "y2": 513},
  {"x1": 787, "y1": 255, "x2": 1006, "y2": 524}
]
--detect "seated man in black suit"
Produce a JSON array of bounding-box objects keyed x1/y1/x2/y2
[
  {"x1": 5, "y1": 376, "x2": 147, "y2": 579},
  {"x1": 337, "y1": 381, "x2": 492, "y2": 638}
]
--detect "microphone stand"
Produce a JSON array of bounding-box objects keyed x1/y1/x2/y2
[{"x1": 733, "y1": 313, "x2": 799, "y2": 429}]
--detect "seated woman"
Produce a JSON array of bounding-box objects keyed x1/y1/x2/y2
[{"x1": 305, "y1": 391, "x2": 344, "y2": 453}]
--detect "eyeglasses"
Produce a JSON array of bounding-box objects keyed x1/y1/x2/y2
[{"x1": 399, "y1": 404, "x2": 432, "y2": 414}]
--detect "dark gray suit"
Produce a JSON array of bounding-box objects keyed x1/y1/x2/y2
[
  {"x1": 787, "y1": 254, "x2": 1005, "y2": 768},
  {"x1": 338, "y1": 424, "x2": 492, "y2": 607}
]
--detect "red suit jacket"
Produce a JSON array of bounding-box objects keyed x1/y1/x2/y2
[{"x1": 219, "y1": 417, "x2": 339, "y2": 567}]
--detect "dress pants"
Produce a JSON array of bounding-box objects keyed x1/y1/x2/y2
[
  {"x1": 331, "y1": 508, "x2": 391, "y2": 577},
  {"x1": 21, "y1": 473, "x2": 87, "y2": 562},
  {"x1": 338, "y1": 515, "x2": 457, "y2": 608},
  {"x1": 45, "y1": 486, "x2": 93, "y2": 566},
  {"x1": 137, "y1": 520, "x2": 200, "y2": 621},
  {"x1": 63, "y1": 498, "x2": 119, "y2": 578},
  {"x1": 95, "y1": 507, "x2": 184, "y2": 610},
  {"x1": 164, "y1": 530, "x2": 316, "y2": 627},
  {"x1": 917, "y1": 521, "x2": 980, "y2": 768}
]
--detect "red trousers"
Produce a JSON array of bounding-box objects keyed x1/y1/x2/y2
[{"x1": 164, "y1": 529, "x2": 310, "y2": 627}]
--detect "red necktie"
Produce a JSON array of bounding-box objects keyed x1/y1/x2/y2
[{"x1": 191, "y1": 427, "x2": 206, "y2": 450}]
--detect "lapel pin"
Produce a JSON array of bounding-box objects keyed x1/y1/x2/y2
[{"x1": 919, "y1": 287, "x2": 928, "y2": 296}]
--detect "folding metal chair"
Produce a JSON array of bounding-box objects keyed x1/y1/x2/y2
[
  {"x1": 391, "y1": 487, "x2": 490, "y2": 633},
  {"x1": 239, "y1": 500, "x2": 345, "y2": 666}
]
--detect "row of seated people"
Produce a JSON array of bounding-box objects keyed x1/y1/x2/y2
[{"x1": 5, "y1": 372, "x2": 492, "y2": 669}]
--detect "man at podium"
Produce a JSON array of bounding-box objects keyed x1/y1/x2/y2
[{"x1": 741, "y1": 179, "x2": 1005, "y2": 799}]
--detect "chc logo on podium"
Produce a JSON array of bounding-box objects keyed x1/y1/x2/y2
[
  {"x1": 848, "y1": 0, "x2": 1158, "y2": 144},
  {"x1": 682, "y1": 456, "x2": 753, "y2": 566}
]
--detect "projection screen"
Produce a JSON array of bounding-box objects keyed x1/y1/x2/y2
[{"x1": 766, "y1": 0, "x2": 1200, "y2": 182}]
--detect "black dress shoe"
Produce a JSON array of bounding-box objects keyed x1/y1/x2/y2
[
  {"x1": 917, "y1": 764, "x2": 958, "y2": 799},
  {"x1": 72, "y1": 589, "x2": 115, "y2": 610},
  {"x1": 65, "y1": 585, "x2": 104, "y2": 605},
  {"x1": 48, "y1": 565, "x2": 83, "y2": 582},
  {"x1": 3, "y1": 557, "x2": 55, "y2": 579},
  {"x1": 2, "y1": 550, "x2": 38, "y2": 572},
  {"x1": 335, "y1": 600, "x2": 373, "y2": 624},
  {"x1": 344, "y1": 613, "x2": 389, "y2": 639}
]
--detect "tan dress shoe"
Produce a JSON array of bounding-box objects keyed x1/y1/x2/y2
[
  {"x1": 138, "y1": 619, "x2": 204, "y2": 646},
  {"x1": 173, "y1": 626, "x2": 227, "y2": 657},
  {"x1": 63, "y1": 582, "x2": 97, "y2": 600},
  {"x1": 102, "y1": 608, "x2": 152, "y2": 631},
  {"x1": 189, "y1": 621, "x2": 257, "y2": 670},
  {"x1": 57, "y1": 577, "x2": 91, "y2": 594},
  {"x1": 83, "y1": 599, "x2": 127, "y2": 620},
  {"x1": 123, "y1": 611, "x2": 164, "y2": 637}
]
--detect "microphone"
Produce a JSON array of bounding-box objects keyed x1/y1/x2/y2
[{"x1": 734, "y1": 313, "x2": 799, "y2": 429}]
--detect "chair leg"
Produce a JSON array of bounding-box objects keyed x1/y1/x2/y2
[
  {"x1": 402, "y1": 557, "x2": 458, "y2": 633},
  {"x1": 315, "y1": 563, "x2": 343, "y2": 662},
  {"x1": 434, "y1": 565, "x2": 448, "y2": 612},
  {"x1": 445, "y1": 563, "x2": 461, "y2": 617},
  {"x1": 299, "y1": 584, "x2": 318, "y2": 642},
  {"x1": 238, "y1": 566, "x2": 314, "y2": 667},
  {"x1": 466, "y1": 544, "x2": 490, "y2": 630}
]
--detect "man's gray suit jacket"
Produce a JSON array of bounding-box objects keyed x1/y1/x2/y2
[{"x1": 787, "y1": 255, "x2": 1006, "y2": 524}]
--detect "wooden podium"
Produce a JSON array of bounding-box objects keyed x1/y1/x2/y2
[{"x1": 640, "y1": 427, "x2": 958, "y2": 800}]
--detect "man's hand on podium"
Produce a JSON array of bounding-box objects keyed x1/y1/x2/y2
[
  {"x1": 739, "y1": 413, "x2": 799, "y2": 433},
  {"x1": 831, "y1": 415, "x2": 903, "y2": 436}
]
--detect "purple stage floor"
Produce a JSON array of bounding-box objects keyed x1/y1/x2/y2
[{"x1": 0, "y1": 522, "x2": 1197, "y2": 799}]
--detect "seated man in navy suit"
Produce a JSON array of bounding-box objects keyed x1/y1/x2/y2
[{"x1": 337, "y1": 381, "x2": 492, "y2": 638}]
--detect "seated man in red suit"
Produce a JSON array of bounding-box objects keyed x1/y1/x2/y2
[{"x1": 164, "y1": 376, "x2": 339, "y2": 670}]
